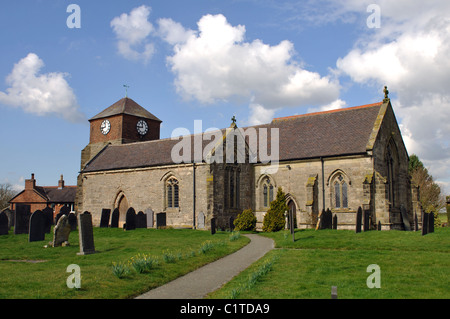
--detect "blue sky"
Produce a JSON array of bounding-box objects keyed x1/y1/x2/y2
[{"x1": 1, "y1": 0, "x2": 449, "y2": 196}]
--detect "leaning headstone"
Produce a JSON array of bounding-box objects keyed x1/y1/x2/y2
[
  {"x1": 428, "y1": 212, "x2": 434, "y2": 234},
  {"x1": 355, "y1": 207, "x2": 362, "y2": 233},
  {"x1": 136, "y1": 211, "x2": 147, "y2": 228},
  {"x1": 3, "y1": 209, "x2": 14, "y2": 228},
  {"x1": 156, "y1": 213, "x2": 166, "y2": 228},
  {"x1": 211, "y1": 217, "x2": 216, "y2": 235},
  {"x1": 197, "y1": 212, "x2": 205, "y2": 229},
  {"x1": 145, "y1": 208, "x2": 154, "y2": 228},
  {"x1": 125, "y1": 207, "x2": 136, "y2": 231},
  {"x1": 111, "y1": 208, "x2": 120, "y2": 228},
  {"x1": 55, "y1": 205, "x2": 71, "y2": 225},
  {"x1": 42, "y1": 207, "x2": 53, "y2": 234},
  {"x1": 52, "y1": 214, "x2": 71, "y2": 247},
  {"x1": 29, "y1": 210, "x2": 45, "y2": 242},
  {"x1": 400, "y1": 205, "x2": 411, "y2": 231},
  {"x1": 68, "y1": 213, "x2": 77, "y2": 231},
  {"x1": 14, "y1": 204, "x2": 31, "y2": 235},
  {"x1": 100, "y1": 209, "x2": 111, "y2": 228},
  {"x1": 0, "y1": 211, "x2": 9, "y2": 235},
  {"x1": 422, "y1": 212, "x2": 429, "y2": 236},
  {"x1": 77, "y1": 211, "x2": 96, "y2": 255}
]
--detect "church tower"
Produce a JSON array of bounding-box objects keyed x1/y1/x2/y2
[{"x1": 75, "y1": 97, "x2": 162, "y2": 212}]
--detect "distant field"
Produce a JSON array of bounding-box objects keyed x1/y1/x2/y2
[
  {"x1": 0, "y1": 228, "x2": 249, "y2": 299},
  {"x1": 208, "y1": 228, "x2": 450, "y2": 299}
]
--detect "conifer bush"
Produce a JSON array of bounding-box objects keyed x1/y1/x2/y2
[
  {"x1": 262, "y1": 187, "x2": 288, "y2": 232},
  {"x1": 233, "y1": 209, "x2": 257, "y2": 231}
]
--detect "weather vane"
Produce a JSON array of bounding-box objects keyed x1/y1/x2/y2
[{"x1": 123, "y1": 84, "x2": 130, "y2": 98}]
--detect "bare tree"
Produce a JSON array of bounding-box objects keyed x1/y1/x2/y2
[{"x1": 0, "y1": 183, "x2": 17, "y2": 210}]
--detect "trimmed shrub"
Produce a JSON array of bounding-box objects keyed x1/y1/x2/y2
[{"x1": 234, "y1": 209, "x2": 257, "y2": 231}]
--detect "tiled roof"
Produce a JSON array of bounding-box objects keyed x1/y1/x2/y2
[
  {"x1": 42, "y1": 186, "x2": 77, "y2": 203},
  {"x1": 89, "y1": 97, "x2": 162, "y2": 122},
  {"x1": 83, "y1": 101, "x2": 384, "y2": 172}
]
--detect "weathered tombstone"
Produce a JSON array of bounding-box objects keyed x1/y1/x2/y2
[
  {"x1": 197, "y1": 212, "x2": 205, "y2": 229},
  {"x1": 324, "y1": 209, "x2": 332, "y2": 229},
  {"x1": 0, "y1": 211, "x2": 9, "y2": 235},
  {"x1": 422, "y1": 212, "x2": 429, "y2": 236},
  {"x1": 400, "y1": 205, "x2": 411, "y2": 231},
  {"x1": 355, "y1": 207, "x2": 362, "y2": 233},
  {"x1": 14, "y1": 204, "x2": 31, "y2": 235},
  {"x1": 363, "y1": 209, "x2": 370, "y2": 231},
  {"x1": 211, "y1": 217, "x2": 216, "y2": 235},
  {"x1": 377, "y1": 221, "x2": 382, "y2": 231},
  {"x1": 136, "y1": 211, "x2": 147, "y2": 229},
  {"x1": 29, "y1": 210, "x2": 45, "y2": 242},
  {"x1": 111, "y1": 208, "x2": 120, "y2": 228},
  {"x1": 52, "y1": 214, "x2": 71, "y2": 247},
  {"x1": 55, "y1": 205, "x2": 71, "y2": 225},
  {"x1": 428, "y1": 212, "x2": 434, "y2": 234},
  {"x1": 3, "y1": 209, "x2": 14, "y2": 228},
  {"x1": 100, "y1": 209, "x2": 111, "y2": 228},
  {"x1": 156, "y1": 213, "x2": 166, "y2": 228},
  {"x1": 332, "y1": 214, "x2": 338, "y2": 230},
  {"x1": 125, "y1": 207, "x2": 136, "y2": 231},
  {"x1": 229, "y1": 216, "x2": 235, "y2": 231},
  {"x1": 77, "y1": 211, "x2": 96, "y2": 255},
  {"x1": 68, "y1": 212, "x2": 77, "y2": 231},
  {"x1": 42, "y1": 207, "x2": 53, "y2": 234},
  {"x1": 145, "y1": 208, "x2": 154, "y2": 228}
]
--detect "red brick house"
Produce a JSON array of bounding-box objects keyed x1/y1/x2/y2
[{"x1": 9, "y1": 174, "x2": 76, "y2": 219}]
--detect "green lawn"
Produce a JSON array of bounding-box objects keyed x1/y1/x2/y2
[
  {"x1": 0, "y1": 228, "x2": 249, "y2": 299},
  {"x1": 208, "y1": 228, "x2": 450, "y2": 299}
]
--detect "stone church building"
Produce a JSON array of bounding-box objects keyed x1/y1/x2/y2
[{"x1": 75, "y1": 90, "x2": 419, "y2": 231}]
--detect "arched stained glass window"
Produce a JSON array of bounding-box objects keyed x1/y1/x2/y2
[{"x1": 167, "y1": 178, "x2": 179, "y2": 208}]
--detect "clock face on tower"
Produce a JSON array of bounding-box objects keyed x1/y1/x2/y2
[
  {"x1": 136, "y1": 119, "x2": 148, "y2": 136},
  {"x1": 100, "y1": 119, "x2": 111, "y2": 135}
]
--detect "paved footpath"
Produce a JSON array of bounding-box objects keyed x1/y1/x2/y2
[{"x1": 135, "y1": 234, "x2": 274, "y2": 299}]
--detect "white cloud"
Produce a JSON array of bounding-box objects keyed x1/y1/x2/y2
[
  {"x1": 332, "y1": 0, "x2": 450, "y2": 193},
  {"x1": 110, "y1": 5, "x2": 155, "y2": 63},
  {"x1": 248, "y1": 103, "x2": 278, "y2": 126},
  {"x1": 0, "y1": 53, "x2": 84, "y2": 123},
  {"x1": 163, "y1": 14, "x2": 340, "y2": 124}
]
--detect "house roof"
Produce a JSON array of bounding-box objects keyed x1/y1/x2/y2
[
  {"x1": 9, "y1": 186, "x2": 77, "y2": 204},
  {"x1": 89, "y1": 97, "x2": 162, "y2": 122},
  {"x1": 82, "y1": 101, "x2": 386, "y2": 173}
]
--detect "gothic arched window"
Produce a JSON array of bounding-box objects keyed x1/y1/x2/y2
[
  {"x1": 333, "y1": 174, "x2": 348, "y2": 209},
  {"x1": 262, "y1": 178, "x2": 274, "y2": 208},
  {"x1": 166, "y1": 177, "x2": 179, "y2": 208}
]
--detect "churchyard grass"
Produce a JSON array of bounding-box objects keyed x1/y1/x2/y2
[
  {"x1": 208, "y1": 227, "x2": 450, "y2": 299},
  {"x1": 0, "y1": 228, "x2": 249, "y2": 299}
]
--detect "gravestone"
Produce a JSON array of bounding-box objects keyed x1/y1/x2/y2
[
  {"x1": 197, "y1": 212, "x2": 205, "y2": 229},
  {"x1": 400, "y1": 205, "x2": 411, "y2": 231},
  {"x1": 145, "y1": 208, "x2": 154, "y2": 228},
  {"x1": 318, "y1": 209, "x2": 332, "y2": 230},
  {"x1": 422, "y1": 212, "x2": 429, "y2": 236},
  {"x1": 229, "y1": 216, "x2": 235, "y2": 231},
  {"x1": 125, "y1": 207, "x2": 136, "y2": 231},
  {"x1": 332, "y1": 214, "x2": 338, "y2": 230},
  {"x1": 355, "y1": 207, "x2": 362, "y2": 233},
  {"x1": 3, "y1": 209, "x2": 14, "y2": 228},
  {"x1": 377, "y1": 221, "x2": 382, "y2": 231},
  {"x1": 77, "y1": 211, "x2": 96, "y2": 255},
  {"x1": 428, "y1": 212, "x2": 434, "y2": 234},
  {"x1": 111, "y1": 208, "x2": 120, "y2": 228},
  {"x1": 56, "y1": 205, "x2": 71, "y2": 225},
  {"x1": 42, "y1": 207, "x2": 53, "y2": 234},
  {"x1": 29, "y1": 210, "x2": 45, "y2": 242},
  {"x1": 156, "y1": 213, "x2": 166, "y2": 228},
  {"x1": 211, "y1": 217, "x2": 216, "y2": 235},
  {"x1": 136, "y1": 211, "x2": 147, "y2": 228},
  {"x1": 414, "y1": 212, "x2": 419, "y2": 231},
  {"x1": 52, "y1": 214, "x2": 71, "y2": 247},
  {"x1": 0, "y1": 211, "x2": 9, "y2": 235},
  {"x1": 100, "y1": 209, "x2": 111, "y2": 228},
  {"x1": 14, "y1": 204, "x2": 31, "y2": 235},
  {"x1": 363, "y1": 209, "x2": 370, "y2": 231},
  {"x1": 331, "y1": 286, "x2": 338, "y2": 299},
  {"x1": 68, "y1": 213, "x2": 77, "y2": 231}
]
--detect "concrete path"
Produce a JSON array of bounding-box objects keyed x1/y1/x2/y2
[{"x1": 135, "y1": 234, "x2": 274, "y2": 299}]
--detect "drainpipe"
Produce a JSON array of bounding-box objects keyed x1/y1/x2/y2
[
  {"x1": 321, "y1": 157, "x2": 325, "y2": 211},
  {"x1": 193, "y1": 163, "x2": 196, "y2": 229}
]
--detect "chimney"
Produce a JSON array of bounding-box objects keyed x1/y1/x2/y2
[
  {"x1": 58, "y1": 174, "x2": 65, "y2": 189},
  {"x1": 25, "y1": 173, "x2": 36, "y2": 190}
]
